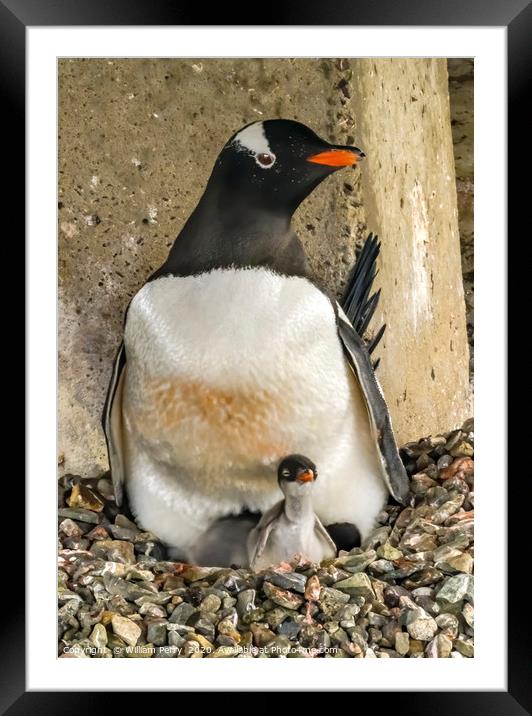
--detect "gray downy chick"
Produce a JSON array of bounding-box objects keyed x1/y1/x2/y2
[
  {"x1": 247, "y1": 455, "x2": 337, "y2": 572},
  {"x1": 189, "y1": 512, "x2": 260, "y2": 567}
]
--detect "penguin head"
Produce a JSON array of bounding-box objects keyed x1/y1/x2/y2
[
  {"x1": 278, "y1": 454, "x2": 317, "y2": 496},
  {"x1": 210, "y1": 119, "x2": 364, "y2": 214}
]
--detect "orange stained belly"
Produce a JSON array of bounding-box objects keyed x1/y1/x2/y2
[{"x1": 124, "y1": 374, "x2": 292, "y2": 467}]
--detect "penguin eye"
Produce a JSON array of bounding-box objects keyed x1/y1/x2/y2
[
  {"x1": 256, "y1": 152, "x2": 276, "y2": 168},
  {"x1": 281, "y1": 469, "x2": 291, "y2": 478}
]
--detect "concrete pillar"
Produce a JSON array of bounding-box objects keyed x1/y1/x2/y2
[
  {"x1": 448, "y1": 59, "x2": 474, "y2": 387},
  {"x1": 350, "y1": 58, "x2": 471, "y2": 443}
]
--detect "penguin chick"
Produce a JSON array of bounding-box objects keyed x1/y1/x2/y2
[
  {"x1": 247, "y1": 455, "x2": 337, "y2": 572},
  {"x1": 189, "y1": 512, "x2": 260, "y2": 567}
]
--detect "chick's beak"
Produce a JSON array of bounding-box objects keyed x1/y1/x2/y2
[
  {"x1": 306, "y1": 146, "x2": 365, "y2": 167},
  {"x1": 297, "y1": 469, "x2": 315, "y2": 483}
]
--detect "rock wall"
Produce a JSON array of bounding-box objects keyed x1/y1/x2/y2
[{"x1": 58, "y1": 58, "x2": 471, "y2": 476}]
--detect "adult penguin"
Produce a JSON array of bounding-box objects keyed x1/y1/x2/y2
[{"x1": 103, "y1": 119, "x2": 409, "y2": 560}]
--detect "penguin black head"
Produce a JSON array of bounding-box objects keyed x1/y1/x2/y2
[
  {"x1": 278, "y1": 454, "x2": 317, "y2": 487},
  {"x1": 156, "y1": 119, "x2": 365, "y2": 278},
  {"x1": 210, "y1": 119, "x2": 364, "y2": 215}
]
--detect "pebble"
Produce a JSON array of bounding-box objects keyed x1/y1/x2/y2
[
  {"x1": 217, "y1": 618, "x2": 241, "y2": 643},
  {"x1": 440, "y1": 457, "x2": 474, "y2": 481},
  {"x1": 188, "y1": 633, "x2": 214, "y2": 653},
  {"x1": 363, "y1": 526, "x2": 391, "y2": 550},
  {"x1": 405, "y1": 610, "x2": 438, "y2": 641},
  {"x1": 265, "y1": 570, "x2": 307, "y2": 594},
  {"x1": 454, "y1": 636, "x2": 474, "y2": 657},
  {"x1": 147, "y1": 621, "x2": 168, "y2": 646},
  {"x1": 368, "y1": 559, "x2": 395, "y2": 576},
  {"x1": 303, "y1": 574, "x2": 320, "y2": 602},
  {"x1": 200, "y1": 594, "x2": 222, "y2": 612},
  {"x1": 432, "y1": 494, "x2": 465, "y2": 524},
  {"x1": 334, "y1": 573, "x2": 375, "y2": 599},
  {"x1": 263, "y1": 582, "x2": 304, "y2": 610},
  {"x1": 58, "y1": 507, "x2": 100, "y2": 524},
  {"x1": 236, "y1": 589, "x2": 256, "y2": 617},
  {"x1": 89, "y1": 623, "x2": 108, "y2": 648},
  {"x1": 436, "y1": 574, "x2": 474, "y2": 605},
  {"x1": 111, "y1": 614, "x2": 141, "y2": 647},
  {"x1": 59, "y1": 519, "x2": 83, "y2": 539},
  {"x1": 445, "y1": 553, "x2": 473, "y2": 574},
  {"x1": 400, "y1": 532, "x2": 438, "y2": 553},
  {"x1": 68, "y1": 483, "x2": 105, "y2": 512},
  {"x1": 435, "y1": 613, "x2": 459, "y2": 638},
  {"x1": 395, "y1": 631, "x2": 410, "y2": 655},
  {"x1": 277, "y1": 619, "x2": 301, "y2": 640},
  {"x1": 410, "y1": 473, "x2": 438, "y2": 494},
  {"x1": 409, "y1": 639, "x2": 425, "y2": 656},
  {"x1": 168, "y1": 602, "x2": 196, "y2": 625},
  {"x1": 445, "y1": 430, "x2": 463, "y2": 452},
  {"x1": 450, "y1": 441, "x2": 474, "y2": 458},
  {"x1": 265, "y1": 608, "x2": 289, "y2": 629},
  {"x1": 182, "y1": 566, "x2": 219, "y2": 583},
  {"x1": 108, "y1": 525, "x2": 138, "y2": 541},
  {"x1": 249, "y1": 623, "x2": 276, "y2": 647},
  {"x1": 340, "y1": 549, "x2": 378, "y2": 572},
  {"x1": 425, "y1": 632, "x2": 452, "y2": 658},
  {"x1": 377, "y1": 543, "x2": 403, "y2": 561},
  {"x1": 85, "y1": 525, "x2": 110, "y2": 541},
  {"x1": 191, "y1": 617, "x2": 216, "y2": 641},
  {"x1": 57, "y1": 423, "x2": 474, "y2": 658},
  {"x1": 182, "y1": 640, "x2": 201, "y2": 657},
  {"x1": 462, "y1": 602, "x2": 474, "y2": 628},
  {"x1": 168, "y1": 631, "x2": 186, "y2": 648},
  {"x1": 437, "y1": 455, "x2": 453, "y2": 470},
  {"x1": 90, "y1": 540, "x2": 135, "y2": 564}
]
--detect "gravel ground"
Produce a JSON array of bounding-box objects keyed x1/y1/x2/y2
[{"x1": 58, "y1": 418, "x2": 474, "y2": 658}]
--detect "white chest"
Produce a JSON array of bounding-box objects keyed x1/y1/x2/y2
[
  {"x1": 123, "y1": 268, "x2": 355, "y2": 493},
  {"x1": 253, "y1": 516, "x2": 329, "y2": 570}
]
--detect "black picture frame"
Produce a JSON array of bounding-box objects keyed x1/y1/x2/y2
[{"x1": 10, "y1": 0, "x2": 522, "y2": 710}]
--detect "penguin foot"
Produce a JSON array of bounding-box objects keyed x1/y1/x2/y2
[{"x1": 325, "y1": 522, "x2": 361, "y2": 552}]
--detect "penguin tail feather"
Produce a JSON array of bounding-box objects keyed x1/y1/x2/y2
[{"x1": 340, "y1": 232, "x2": 386, "y2": 368}]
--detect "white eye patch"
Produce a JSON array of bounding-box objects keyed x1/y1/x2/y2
[{"x1": 231, "y1": 122, "x2": 277, "y2": 169}]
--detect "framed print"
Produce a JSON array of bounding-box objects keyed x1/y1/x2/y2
[{"x1": 10, "y1": 0, "x2": 522, "y2": 709}]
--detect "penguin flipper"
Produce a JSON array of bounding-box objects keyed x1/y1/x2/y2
[
  {"x1": 102, "y1": 342, "x2": 127, "y2": 507},
  {"x1": 314, "y1": 516, "x2": 338, "y2": 557},
  {"x1": 247, "y1": 501, "x2": 283, "y2": 568},
  {"x1": 336, "y1": 307, "x2": 410, "y2": 505}
]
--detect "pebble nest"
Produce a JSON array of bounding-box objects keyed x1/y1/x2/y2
[{"x1": 58, "y1": 418, "x2": 474, "y2": 659}]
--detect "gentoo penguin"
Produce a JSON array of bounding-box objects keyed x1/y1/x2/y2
[
  {"x1": 103, "y1": 119, "x2": 409, "y2": 562},
  {"x1": 247, "y1": 455, "x2": 337, "y2": 571}
]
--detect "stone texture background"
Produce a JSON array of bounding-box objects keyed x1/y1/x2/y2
[
  {"x1": 448, "y1": 59, "x2": 474, "y2": 388},
  {"x1": 350, "y1": 58, "x2": 471, "y2": 450},
  {"x1": 58, "y1": 58, "x2": 472, "y2": 477}
]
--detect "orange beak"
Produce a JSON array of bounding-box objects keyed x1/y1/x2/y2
[
  {"x1": 297, "y1": 469, "x2": 315, "y2": 483},
  {"x1": 306, "y1": 148, "x2": 364, "y2": 167}
]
